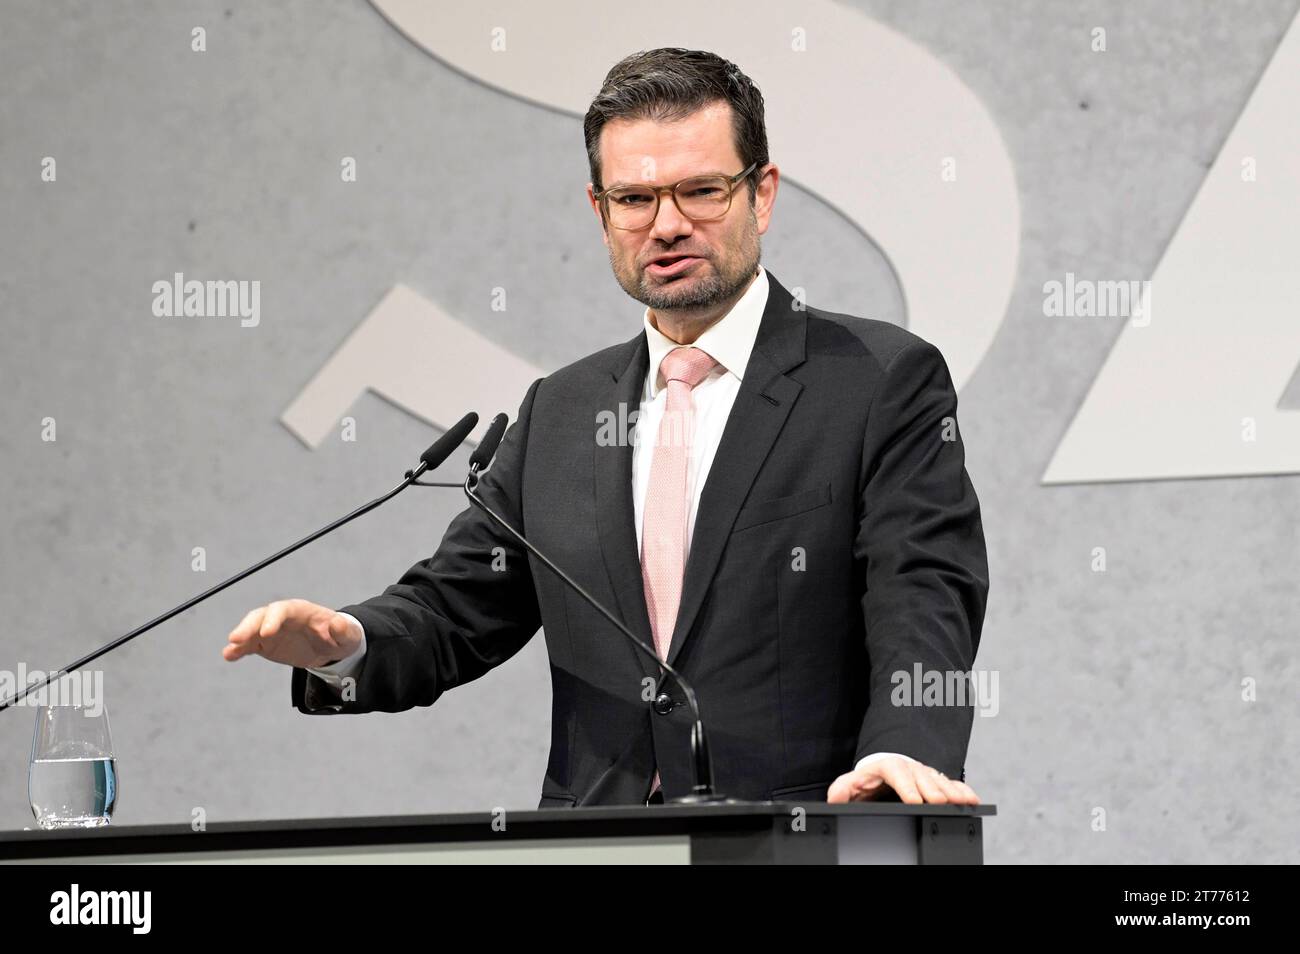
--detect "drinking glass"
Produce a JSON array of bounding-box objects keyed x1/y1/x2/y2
[{"x1": 29, "y1": 703, "x2": 118, "y2": 829}]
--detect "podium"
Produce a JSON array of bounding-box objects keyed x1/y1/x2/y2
[{"x1": 0, "y1": 801, "x2": 993, "y2": 864}]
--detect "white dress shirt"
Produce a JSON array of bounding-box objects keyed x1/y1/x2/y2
[{"x1": 309, "y1": 265, "x2": 912, "y2": 779}]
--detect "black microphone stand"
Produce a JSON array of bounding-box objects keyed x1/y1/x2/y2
[
  {"x1": 0, "y1": 414, "x2": 479, "y2": 714},
  {"x1": 456, "y1": 457, "x2": 733, "y2": 805}
]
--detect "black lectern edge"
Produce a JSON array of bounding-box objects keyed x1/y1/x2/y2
[{"x1": 0, "y1": 801, "x2": 995, "y2": 860}]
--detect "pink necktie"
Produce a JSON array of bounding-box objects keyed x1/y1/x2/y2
[{"x1": 642, "y1": 346, "x2": 719, "y2": 798}]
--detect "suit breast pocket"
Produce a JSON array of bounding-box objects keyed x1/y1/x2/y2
[{"x1": 731, "y1": 482, "x2": 833, "y2": 533}]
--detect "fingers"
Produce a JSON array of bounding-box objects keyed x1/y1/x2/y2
[
  {"x1": 951, "y1": 779, "x2": 980, "y2": 804},
  {"x1": 259, "y1": 600, "x2": 292, "y2": 639},
  {"x1": 900, "y1": 764, "x2": 980, "y2": 805},
  {"x1": 913, "y1": 766, "x2": 950, "y2": 804},
  {"x1": 224, "y1": 600, "x2": 311, "y2": 661},
  {"x1": 224, "y1": 600, "x2": 342, "y2": 666},
  {"x1": 828, "y1": 770, "x2": 880, "y2": 803},
  {"x1": 324, "y1": 612, "x2": 350, "y2": 648},
  {"x1": 879, "y1": 759, "x2": 923, "y2": 804},
  {"x1": 223, "y1": 606, "x2": 266, "y2": 661},
  {"x1": 850, "y1": 756, "x2": 982, "y2": 805}
]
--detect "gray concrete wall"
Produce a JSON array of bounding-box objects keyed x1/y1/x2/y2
[{"x1": 0, "y1": 0, "x2": 1295, "y2": 863}]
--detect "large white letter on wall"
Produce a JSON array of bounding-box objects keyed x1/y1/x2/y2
[{"x1": 1044, "y1": 13, "x2": 1300, "y2": 483}]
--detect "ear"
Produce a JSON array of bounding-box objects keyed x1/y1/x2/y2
[
  {"x1": 752, "y1": 163, "x2": 780, "y2": 236},
  {"x1": 586, "y1": 182, "x2": 609, "y2": 244}
]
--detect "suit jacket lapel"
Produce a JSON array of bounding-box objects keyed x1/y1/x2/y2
[
  {"x1": 665, "y1": 271, "x2": 807, "y2": 668},
  {"x1": 592, "y1": 333, "x2": 661, "y2": 685}
]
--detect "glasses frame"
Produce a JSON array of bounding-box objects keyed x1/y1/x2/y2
[{"x1": 594, "y1": 161, "x2": 759, "y2": 230}]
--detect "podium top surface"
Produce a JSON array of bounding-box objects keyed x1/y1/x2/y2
[{"x1": 0, "y1": 801, "x2": 995, "y2": 861}]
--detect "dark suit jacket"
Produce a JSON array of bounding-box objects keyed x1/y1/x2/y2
[{"x1": 291, "y1": 269, "x2": 989, "y2": 807}]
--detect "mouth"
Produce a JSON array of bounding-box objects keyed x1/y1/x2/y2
[{"x1": 646, "y1": 254, "x2": 704, "y2": 278}]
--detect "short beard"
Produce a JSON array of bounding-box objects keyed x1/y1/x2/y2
[{"x1": 611, "y1": 214, "x2": 761, "y2": 314}]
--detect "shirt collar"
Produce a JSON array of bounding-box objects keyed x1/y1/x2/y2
[{"x1": 641, "y1": 264, "x2": 770, "y2": 399}]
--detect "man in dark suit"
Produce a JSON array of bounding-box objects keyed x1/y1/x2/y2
[{"x1": 223, "y1": 48, "x2": 988, "y2": 808}]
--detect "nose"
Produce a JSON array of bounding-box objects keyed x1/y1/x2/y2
[{"x1": 647, "y1": 190, "x2": 693, "y2": 247}]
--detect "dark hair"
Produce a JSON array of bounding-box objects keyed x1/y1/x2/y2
[{"x1": 583, "y1": 48, "x2": 768, "y2": 203}]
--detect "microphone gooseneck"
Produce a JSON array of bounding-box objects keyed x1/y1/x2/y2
[
  {"x1": 0, "y1": 412, "x2": 481, "y2": 714},
  {"x1": 459, "y1": 414, "x2": 730, "y2": 805}
]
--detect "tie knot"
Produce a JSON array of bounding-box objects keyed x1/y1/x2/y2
[{"x1": 659, "y1": 346, "x2": 719, "y2": 391}]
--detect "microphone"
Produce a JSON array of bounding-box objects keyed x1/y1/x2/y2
[
  {"x1": 468, "y1": 413, "x2": 508, "y2": 472},
  {"x1": 0, "y1": 412, "x2": 481, "y2": 714},
  {"x1": 460, "y1": 413, "x2": 733, "y2": 805},
  {"x1": 420, "y1": 411, "x2": 479, "y2": 471},
  {"x1": 408, "y1": 413, "x2": 498, "y2": 488}
]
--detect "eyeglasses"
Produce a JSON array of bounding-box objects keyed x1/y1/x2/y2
[{"x1": 594, "y1": 161, "x2": 758, "y2": 230}]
